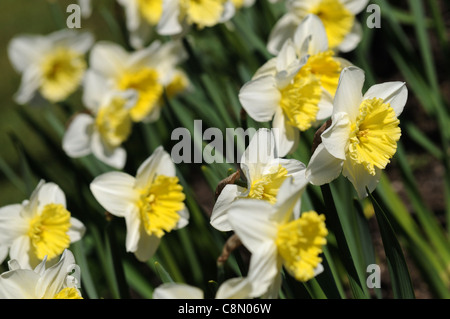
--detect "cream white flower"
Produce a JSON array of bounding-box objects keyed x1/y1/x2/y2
[
  {"x1": 0, "y1": 181, "x2": 85, "y2": 269},
  {"x1": 90, "y1": 146, "x2": 189, "y2": 262},
  {"x1": 227, "y1": 177, "x2": 328, "y2": 298},
  {"x1": 267, "y1": 0, "x2": 369, "y2": 55},
  {"x1": 305, "y1": 66, "x2": 408, "y2": 198},
  {"x1": 85, "y1": 39, "x2": 189, "y2": 123},
  {"x1": 79, "y1": 0, "x2": 92, "y2": 18},
  {"x1": 210, "y1": 128, "x2": 306, "y2": 232},
  {"x1": 62, "y1": 72, "x2": 137, "y2": 169},
  {"x1": 8, "y1": 29, "x2": 94, "y2": 105},
  {"x1": 153, "y1": 278, "x2": 252, "y2": 299},
  {"x1": 239, "y1": 37, "x2": 333, "y2": 157},
  {"x1": 157, "y1": 0, "x2": 236, "y2": 36},
  {"x1": 0, "y1": 249, "x2": 82, "y2": 299}
]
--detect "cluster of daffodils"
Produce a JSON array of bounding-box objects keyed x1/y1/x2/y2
[{"x1": 1, "y1": 0, "x2": 409, "y2": 299}]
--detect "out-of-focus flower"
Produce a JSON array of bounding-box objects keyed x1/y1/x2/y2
[
  {"x1": 62, "y1": 72, "x2": 137, "y2": 169},
  {"x1": 90, "y1": 146, "x2": 189, "y2": 262},
  {"x1": 267, "y1": 0, "x2": 369, "y2": 55},
  {"x1": 305, "y1": 66, "x2": 408, "y2": 198},
  {"x1": 227, "y1": 177, "x2": 328, "y2": 298},
  {"x1": 157, "y1": 0, "x2": 236, "y2": 36},
  {"x1": 210, "y1": 128, "x2": 306, "y2": 232},
  {"x1": 79, "y1": 0, "x2": 92, "y2": 18},
  {"x1": 116, "y1": 0, "x2": 164, "y2": 49},
  {"x1": 0, "y1": 181, "x2": 85, "y2": 269},
  {"x1": 8, "y1": 29, "x2": 94, "y2": 105},
  {"x1": 0, "y1": 249, "x2": 82, "y2": 299},
  {"x1": 85, "y1": 40, "x2": 189, "y2": 123},
  {"x1": 153, "y1": 278, "x2": 252, "y2": 299},
  {"x1": 239, "y1": 38, "x2": 332, "y2": 156}
]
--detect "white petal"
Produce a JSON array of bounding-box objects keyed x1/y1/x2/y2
[
  {"x1": 277, "y1": 158, "x2": 306, "y2": 179},
  {"x1": 215, "y1": 277, "x2": 253, "y2": 299},
  {"x1": 220, "y1": 0, "x2": 236, "y2": 23},
  {"x1": 124, "y1": 207, "x2": 142, "y2": 254},
  {"x1": 90, "y1": 132, "x2": 127, "y2": 169},
  {"x1": 272, "y1": 108, "x2": 299, "y2": 157},
  {"x1": 117, "y1": 0, "x2": 140, "y2": 31},
  {"x1": 272, "y1": 177, "x2": 307, "y2": 224},
  {"x1": 276, "y1": 39, "x2": 299, "y2": 72},
  {"x1": 136, "y1": 146, "x2": 176, "y2": 189},
  {"x1": 342, "y1": 161, "x2": 381, "y2": 198},
  {"x1": 62, "y1": 114, "x2": 94, "y2": 158},
  {"x1": 90, "y1": 171, "x2": 138, "y2": 217},
  {"x1": 321, "y1": 112, "x2": 351, "y2": 160},
  {"x1": 338, "y1": 21, "x2": 363, "y2": 53},
  {"x1": 13, "y1": 65, "x2": 42, "y2": 105},
  {"x1": 65, "y1": 31, "x2": 94, "y2": 54},
  {"x1": 68, "y1": 218, "x2": 86, "y2": 243},
  {"x1": 37, "y1": 182, "x2": 67, "y2": 211},
  {"x1": 267, "y1": 13, "x2": 301, "y2": 55},
  {"x1": 9, "y1": 236, "x2": 34, "y2": 270},
  {"x1": 342, "y1": 0, "x2": 370, "y2": 14},
  {"x1": 261, "y1": 272, "x2": 283, "y2": 299},
  {"x1": 246, "y1": 241, "x2": 279, "y2": 298},
  {"x1": 227, "y1": 199, "x2": 277, "y2": 254},
  {"x1": 239, "y1": 75, "x2": 280, "y2": 122},
  {"x1": 333, "y1": 66, "x2": 365, "y2": 121},
  {"x1": 175, "y1": 206, "x2": 189, "y2": 230},
  {"x1": 153, "y1": 283, "x2": 204, "y2": 299},
  {"x1": 133, "y1": 231, "x2": 161, "y2": 262},
  {"x1": 240, "y1": 128, "x2": 277, "y2": 177},
  {"x1": 0, "y1": 204, "x2": 26, "y2": 245},
  {"x1": 89, "y1": 41, "x2": 128, "y2": 78},
  {"x1": 210, "y1": 184, "x2": 246, "y2": 232},
  {"x1": 82, "y1": 70, "x2": 109, "y2": 112},
  {"x1": 293, "y1": 14, "x2": 328, "y2": 56},
  {"x1": 157, "y1": 0, "x2": 183, "y2": 36},
  {"x1": 0, "y1": 268, "x2": 40, "y2": 298},
  {"x1": 8, "y1": 35, "x2": 48, "y2": 72},
  {"x1": 37, "y1": 249, "x2": 77, "y2": 298},
  {"x1": 316, "y1": 90, "x2": 334, "y2": 121},
  {"x1": 0, "y1": 245, "x2": 8, "y2": 264},
  {"x1": 363, "y1": 82, "x2": 408, "y2": 117},
  {"x1": 305, "y1": 143, "x2": 344, "y2": 185}
]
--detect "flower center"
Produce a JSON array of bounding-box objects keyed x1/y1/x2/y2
[
  {"x1": 279, "y1": 73, "x2": 322, "y2": 131},
  {"x1": 309, "y1": 0, "x2": 354, "y2": 49},
  {"x1": 348, "y1": 98, "x2": 401, "y2": 175},
  {"x1": 117, "y1": 68, "x2": 163, "y2": 122},
  {"x1": 137, "y1": 0, "x2": 163, "y2": 25},
  {"x1": 180, "y1": 0, "x2": 227, "y2": 28},
  {"x1": 28, "y1": 203, "x2": 71, "y2": 261},
  {"x1": 40, "y1": 47, "x2": 86, "y2": 102},
  {"x1": 138, "y1": 175, "x2": 186, "y2": 238},
  {"x1": 276, "y1": 211, "x2": 328, "y2": 282},
  {"x1": 52, "y1": 287, "x2": 83, "y2": 299},
  {"x1": 95, "y1": 95, "x2": 132, "y2": 148},
  {"x1": 247, "y1": 165, "x2": 288, "y2": 204},
  {"x1": 298, "y1": 50, "x2": 342, "y2": 96}
]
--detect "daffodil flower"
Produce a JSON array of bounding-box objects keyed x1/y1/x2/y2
[
  {"x1": 153, "y1": 278, "x2": 252, "y2": 299},
  {"x1": 305, "y1": 66, "x2": 408, "y2": 198},
  {"x1": 227, "y1": 177, "x2": 328, "y2": 298},
  {"x1": 239, "y1": 38, "x2": 332, "y2": 157},
  {"x1": 117, "y1": 0, "x2": 164, "y2": 49},
  {"x1": 8, "y1": 29, "x2": 94, "y2": 105},
  {"x1": 85, "y1": 40, "x2": 189, "y2": 123},
  {"x1": 62, "y1": 72, "x2": 137, "y2": 169},
  {"x1": 210, "y1": 128, "x2": 306, "y2": 232},
  {"x1": 157, "y1": 0, "x2": 236, "y2": 36},
  {"x1": 0, "y1": 249, "x2": 82, "y2": 299},
  {"x1": 90, "y1": 146, "x2": 189, "y2": 262},
  {"x1": 0, "y1": 181, "x2": 85, "y2": 269},
  {"x1": 267, "y1": 0, "x2": 369, "y2": 55}
]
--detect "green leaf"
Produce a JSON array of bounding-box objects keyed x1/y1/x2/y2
[
  {"x1": 154, "y1": 261, "x2": 174, "y2": 284},
  {"x1": 368, "y1": 190, "x2": 415, "y2": 299}
]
